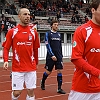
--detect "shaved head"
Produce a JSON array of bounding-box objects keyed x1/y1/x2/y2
[
  {"x1": 18, "y1": 8, "x2": 30, "y2": 26},
  {"x1": 18, "y1": 8, "x2": 30, "y2": 15}
]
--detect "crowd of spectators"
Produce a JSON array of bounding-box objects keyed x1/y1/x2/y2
[
  {"x1": 17, "y1": 0, "x2": 87, "y2": 17},
  {"x1": 0, "y1": 14, "x2": 16, "y2": 36},
  {"x1": 0, "y1": 3, "x2": 17, "y2": 15},
  {"x1": 0, "y1": 0, "x2": 92, "y2": 28}
]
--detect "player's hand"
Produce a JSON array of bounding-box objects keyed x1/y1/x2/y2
[
  {"x1": 51, "y1": 56, "x2": 57, "y2": 61},
  {"x1": 3, "y1": 62, "x2": 9, "y2": 70}
]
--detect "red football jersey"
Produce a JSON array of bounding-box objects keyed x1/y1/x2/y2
[
  {"x1": 71, "y1": 20, "x2": 100, "y2": 93},
  {"x1": 3, "y1": 24, "x2": 40, "y2": 72}
]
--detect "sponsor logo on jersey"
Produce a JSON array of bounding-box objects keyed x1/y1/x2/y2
[
  {"x1": 51, "y1": 38, "x2": 60, "y2": 41},
  {"x1": 17, "y1": 42, "x2": 32, "y2": 45},
  {"x1": 90, "y1": 48, "x2": 100, "y2": 52},
  {"x1": 72, "y1": 41, "x2": 77, "y2": 47},
  {"x1": 22, "y1": 32, "x2": 27, "y2": 34}
]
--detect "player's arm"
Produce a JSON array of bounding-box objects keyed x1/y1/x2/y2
[
  {"x1": 33, "y1": 30, "x2": 40, "y2": 65},
  {"x1": 33, "y1": 48, "x2": 38, "y2": 65},
  {"x1": 71, "y1": 27, "x2": 100, "y2": 78},
  {"x1": 71, "y1": 58, "x2": 100, "y2": 78},
  {"x1": 3, "y1": 48, "x2": 9, "y2": 70},
  {"x1": 60, "y1": 34, "x2": 63, "y2": 58},
  {"x1": 3, "y1": 29, "x2": 13, "y2": 70},
  {"x1": 45, "y1": 32, "x2": 57, "y2": 61}
]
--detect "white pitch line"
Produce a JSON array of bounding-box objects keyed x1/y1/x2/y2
[
  {"x1": 0, "y1": 81, "x2": 11, "y2": 84},
  {"x1": 0, "y1": 74, "x2": 73, "y2": 83},
  {"x1": 37, "y1": 74, "x2": 73, "y2": 80},
  {"x1": 36, "y1": 81, "x2": 72, "y2": 88},
  {"x1": 37, "y1": 68, "x2": 74, "y2": 74},
  {"x1": 0, "y1": 90, "x2": 70, "y2": 100},
  {"x1": 0, "y1": 81, "x2": 72, "y2": 92},
  {"x1": 35, "y1": 93, "x2": 69, "y2": 100},
  {"x1": 0, "y1": 89, "x2": 12, "y2": 93}
]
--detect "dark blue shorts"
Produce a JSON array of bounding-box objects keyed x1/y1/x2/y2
[{"x1": 44, "y1": 58, "x2": 63, "y2": 72}]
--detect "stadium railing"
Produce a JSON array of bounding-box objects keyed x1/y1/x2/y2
[{"x1": 0, "y1": 43, "x2": 72, "y2": 62}]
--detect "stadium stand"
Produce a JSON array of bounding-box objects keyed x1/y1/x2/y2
[
  {"x1": 0, "y1": 0, "x2": 92, "y2": 60},
  {"x1": 0, "y1": 0, "x2": 92, "y2": 36}
]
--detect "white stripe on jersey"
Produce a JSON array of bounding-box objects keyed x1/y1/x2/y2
[
  {"x1": 12, "y1": 28, "x2": 18, "y2": 39},
  {"x1": 30, "y1": 29, "x2": 35, "y2": 40},
  {"x1": 85, "y1": 27, "x2": 92, "y2": 43}
]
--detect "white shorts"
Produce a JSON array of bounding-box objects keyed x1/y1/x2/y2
[
  {"x1": 12, "y1": 71, "x2": 36, "y2": 90},
  {"x1": 68, "y1": 90, "x2": 100, "y2": 100}
]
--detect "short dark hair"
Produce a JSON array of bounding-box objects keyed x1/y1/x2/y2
[
  {"x1": 50, "y1": 20, "x2": 58, "y2": 26},
  {"x1": 90, "y1": 0, "x2": 100, "y2": 10}
]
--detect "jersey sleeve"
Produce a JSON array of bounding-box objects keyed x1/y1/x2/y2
[
  {"x1": 71, "y1": 27, "x2": 86, "y2": 59},
  {"x1": 33, "y1": 30, "x2": 40, "y2": 65},
  {"x1": 33, "y1": 48, "x2": 38, "y2": 65},
  {"x1": 71, "y1": 27, "x2": 100, "y2": 77},
  {"x1": 3, "y1": 29, "x2": 13, "y2": 49},
  {"x1": 72, "y1": 58, "x2": 100, "y2": 77},
  {"x1": 33, "y1": 30, "x2": 40, "y2": 49},
  {"x1": 3, "y1": 29, "x2": 13, "y2": 62},
  {"x1": 45, "y1": 32, "x2": 54, "y2": 57}
]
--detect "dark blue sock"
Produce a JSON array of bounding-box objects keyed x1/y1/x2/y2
[
  {"x1": 42, "y1": 72, "x2": 48, "y2": 83},
  {"x1": 57, "y1": 73, "x2": 62, "y2": 90}
]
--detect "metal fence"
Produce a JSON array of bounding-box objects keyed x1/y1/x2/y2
[
  {"x1": 0, "y1": 43, "x2": 72, "y2": 62},
  {"x1": 38, "y1": 43, "x2": 72, "y2": 60}
]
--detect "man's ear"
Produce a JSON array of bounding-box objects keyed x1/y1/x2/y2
[{"x1": 91, "y1": 8, "x2": 95, "y2": 14}]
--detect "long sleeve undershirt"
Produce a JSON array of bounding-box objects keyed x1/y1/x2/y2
[
  {"x1": 3, "y1": 47, "x2": 9, "y2": 62},
  {"x1": 71, "y1": 58, "x2": 100, "y2": 78},
  {"x1": 33, "y1": 48, "x2": 38, "y2": 65}
]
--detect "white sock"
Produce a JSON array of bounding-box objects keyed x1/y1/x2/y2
[
  {"x1": 12, "y1": 92, "x2": 20, "y2": 100},
  {"x1": 26, "y1": 95, "x2": 35, "y2": 100}
]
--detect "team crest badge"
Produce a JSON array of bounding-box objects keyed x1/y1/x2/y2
[
  {"x1": 72, "y1": 41, "x2": 77, "y2": 47},
  {"x1": 29, "y1": 35, "x2": 32, "y2": 40}
]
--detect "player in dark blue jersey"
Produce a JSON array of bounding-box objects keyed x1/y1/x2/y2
[{"x1": 41, "y1": 20, "x2": 66, "y2": 94}]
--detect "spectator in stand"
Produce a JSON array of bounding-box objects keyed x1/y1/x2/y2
[
  {"x1": 47, "y1": 17, "x2": 52, "y2": 23},
  {"x1": 74, "y1": 9, "x2": 78, "y2": 15},
  {"x1": 1, "y1": 16, "x2": 16, "y2": 36},
  {"x1": 85, "y1": 7, "x2": 90, "y2": 15},
  {"x1": 84, "y1": 15, "x2": 89, "y2": 23},
  {"x1": 30, "y1": 13, "x2": 35, "y2": 22},
  {"x1": 71, "y1": 14, "x2": 76, "y2": 23},
  {"x1": 57, "y1": 11, "x2": 61, "y2": 22},
  {"x1": 10, "y1": 4, "x2": 17, "y2": 15},
  {"x1": 0, "y1": 18, "x2": 2, "y2": 32},
  {"x1": 5, "y1": 3, "x2": 10, "y2": 14},
  {"x1": 0, "y1": 4, "x2": 3, "y2": 14},
  {"x1": 76, "y1": 14, "x2": 83, "y2": 24}
]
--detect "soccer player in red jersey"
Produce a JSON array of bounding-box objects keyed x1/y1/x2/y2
[
  {"x1": 68, "y1": 0, "x2": 100, "y2": 100},
  {"x1": 3, "y1": 8, "x2": 40, "y2": 100}
]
